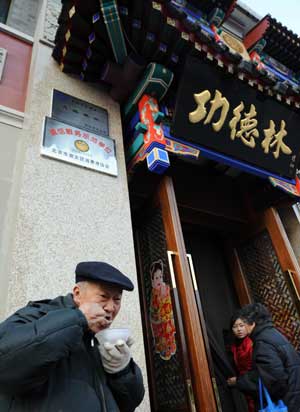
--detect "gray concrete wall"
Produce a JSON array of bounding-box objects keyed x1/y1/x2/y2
[
  {"x1": 5, "y1": 43, "x2": 136, "y2": 313},
  {"x1": 0, "y1": 1, "x2": 150, "y2": 409},
  {"x1": 0, "y1": 122, "x2": 24, "y2": 320}
]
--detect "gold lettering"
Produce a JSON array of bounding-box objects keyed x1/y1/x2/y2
[
  {"x1": 204, "y1": 90, "x2": 230, "y2": 132},
  {"x1": 189, "y1": 90, "x2": 211, "y2": 124},
  {"x1": 188, "y1": 89, "x2": 229, "y2": 132},
  {"x1": 189, "y1": 90, "x2": 291, "y2": 159},
  {"x1": 229, "y1": 102, "x2": 244, "y2": 140},
  {"x1": 229, "y1": 103, "x2": 259, "y2": 148},
  {"x1": 261, "y1": 120, "x2": 292, "y2": 159}
]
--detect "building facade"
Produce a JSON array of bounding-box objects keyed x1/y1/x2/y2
[
  {"x1": 0, "y1": 0, "x2": 150, "y2": 410},
  {"x1": 1, "y1": 1, "x2": 300, "y2": 411}
]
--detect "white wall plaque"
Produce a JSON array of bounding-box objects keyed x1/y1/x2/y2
[
  {"x1": 0, "y1": 48, "x2": 7, "y2": 82},
  {"x1": 41, "y1": 117, "x2": 118, "y2": 177}
]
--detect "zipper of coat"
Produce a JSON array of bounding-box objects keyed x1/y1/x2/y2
[
  {"x1": 89, "y1": 338, "x2": 108, "y2": 412},
  {"x1": 98, "y1": 377, "x2": 108, "y2": 412},
  {"x1": 90, "y1": 338, "x2": 120, "y2": 412}
]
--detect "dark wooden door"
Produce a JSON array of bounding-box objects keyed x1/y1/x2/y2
[{"x1": 134, "y1": 176, "x2": 217, "y2": 412}]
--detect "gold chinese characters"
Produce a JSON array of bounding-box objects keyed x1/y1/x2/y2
[
  {"x1": 261, "y1": 120, "x2": 291, "y2": 159},
  {"x1": 189, "y1": 89, "x2": 292, "y2": 159}
]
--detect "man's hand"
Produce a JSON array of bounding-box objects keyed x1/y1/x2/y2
[
  {"x1": 99, "y1": 339, "x2": 131, "y2": 374},
  {"x1": 227, "y1": 376, "x2": 237, "y2": 386},
  {"x1": 79, "y1": 302, "x2": 112, "y2": 333}
]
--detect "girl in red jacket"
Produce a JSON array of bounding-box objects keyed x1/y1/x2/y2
[{"x1": 227, "y1": 315, "x2": 255, "y2": 412}]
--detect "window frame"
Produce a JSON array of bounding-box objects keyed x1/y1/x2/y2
[
  {"x1": 0, "y1": 0, "x2": 40, "y2": 41},
  {"x1": 0, "y1": 22, "x2": 34, "y2": 43}
]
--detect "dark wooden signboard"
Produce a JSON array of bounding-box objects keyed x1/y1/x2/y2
[{"x1": 172, "y1": 56, "x2": 300, "y2": 180}]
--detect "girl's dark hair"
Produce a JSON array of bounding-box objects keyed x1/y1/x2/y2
[
  {"x1": 238, "y1": 303, "x2": 272, "y2": 325},
  {"x1": 230, "y1": 310, "x2": 243, "y2": 329}
]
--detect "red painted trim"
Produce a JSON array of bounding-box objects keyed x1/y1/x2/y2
[{"x1": 244, "y1": 15, "x2": 270, "y2": 50}]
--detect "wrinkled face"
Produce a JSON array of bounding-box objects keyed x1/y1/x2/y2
[
  {"x1": 74, "y1": 281, "x2": 122, "y2": 324},
  {"x1": 232, "y1": 318, "x2": 249, "y2": 339}
]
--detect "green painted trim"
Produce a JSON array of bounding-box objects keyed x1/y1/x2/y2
[
  {"x1": 126, "y1": 134, "x2": 145, "y2": 162},
  {"x1": 135, "y1": 122, "x2": 148, "y2": 134},
  {"x1": 124, "y1": 63, "x2": 174, "y2": 120},
  {"x1": 100, "y1": 0, "x2": 127, "y2": 64},
  {"x1": 131, "y1": 64, "x2": 156, "y2": 106}
]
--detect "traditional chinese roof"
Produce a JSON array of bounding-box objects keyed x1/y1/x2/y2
[
  {"x1": 52, "y1": 0, "x2": 300, "y2": 110},
  {"x1": 244, "y1": 15, "x2": 300, "y2": 73},
  {"x1": 262, "y1": 17, "x2": 300, "y2": 73},
  {"x1": 51, "y1": 1, "x2": 300, "y2": 202}
]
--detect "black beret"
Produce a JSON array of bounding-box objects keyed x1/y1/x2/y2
[{"x1": 75, "y1": 261, "x2": 134, "y2": 291}]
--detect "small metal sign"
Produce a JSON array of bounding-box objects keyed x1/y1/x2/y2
[
  {"x1": 0, "y1": 48, "x2": 7, "y2": 82},
  {"x1": 51, "y1": 89, "x2": 109, "y2": 137},
  {"x1": 41, "y1": 117, "x2": 118, "y2": 176}
]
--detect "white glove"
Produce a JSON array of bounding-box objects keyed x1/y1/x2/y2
[{"x1": 99, "y1": 339, "x2": 132, "y2": 374}]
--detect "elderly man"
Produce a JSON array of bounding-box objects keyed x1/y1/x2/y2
[{"x1": 0, "y1": 261, "x2": 145, "y2": 412}]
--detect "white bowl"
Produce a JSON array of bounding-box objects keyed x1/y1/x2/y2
[{"x1": 95, "y1": 328, "x2": 130, "y2": 344}]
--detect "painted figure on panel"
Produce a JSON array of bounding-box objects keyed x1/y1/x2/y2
[{"x1": 150, "y1": 259, "x2": 177, "y2": 360}]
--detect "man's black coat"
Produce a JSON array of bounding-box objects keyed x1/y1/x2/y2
[
  {"x1": 0, "y1": 294, "x2": 145, "y2": 412},
  {"x1": 236, "y1": 321, "x2": 300, "y2": 412}
]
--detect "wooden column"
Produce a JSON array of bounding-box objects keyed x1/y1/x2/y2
[
  {"x1": 225, "y1": 243, "x2": 253, "y2": 306},
  {"x1": 157, "y1": 176, "x2": 217, "y2": 412},
  {"x1": 263, "y1": 207, "x2": 300, "y2": 296}
]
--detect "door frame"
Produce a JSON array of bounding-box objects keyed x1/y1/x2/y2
[
  {"x1": 156, "y1": 176, "x2": 217, "y2": 412},
  {"x1": 133, "y1": 172, "x2": 300, "y2": 411},
  {"x1": 134, "y1": 175, "x2": 218, "y2": 412}
]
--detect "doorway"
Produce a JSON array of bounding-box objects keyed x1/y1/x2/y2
[
  {"x1": 184, "y1": 229, "x2": 239, "y2": 349},
  {"x1": 133, "y1": 172, "x2": 248, "y2": 412},
  {"x1": 132, "y1": 166, "x2": 300, "y2": 411},
  {"x1": 184, "y1": 228, "x2": 248, "y2": 412}
]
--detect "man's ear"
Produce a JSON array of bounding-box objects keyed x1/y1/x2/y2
[{"x1": 73, "y1": 284, "x2": 81, "y2": 306}]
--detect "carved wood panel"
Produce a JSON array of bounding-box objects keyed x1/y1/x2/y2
[{"x1": 237, "y1": 230, "x2": 300, "y2": 349}]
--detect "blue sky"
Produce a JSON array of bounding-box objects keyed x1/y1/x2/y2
[{"x1": 240, "y1": 0, "x2": 300, "y2": 35}]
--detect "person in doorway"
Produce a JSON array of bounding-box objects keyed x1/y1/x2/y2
[
  {"x1": 226, "y1": 313, "x2": 255, "y2": 412},
  {"x1": 231, "y1": 303, "x2": 300, "y2": 412},
  {"x1": 0, "y1": 261, "x2": 145, "y2": 412}
]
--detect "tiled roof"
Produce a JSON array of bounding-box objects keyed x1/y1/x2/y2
[{"x1": 52, "y1": 0, "x2": 300, "y2": 108}]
